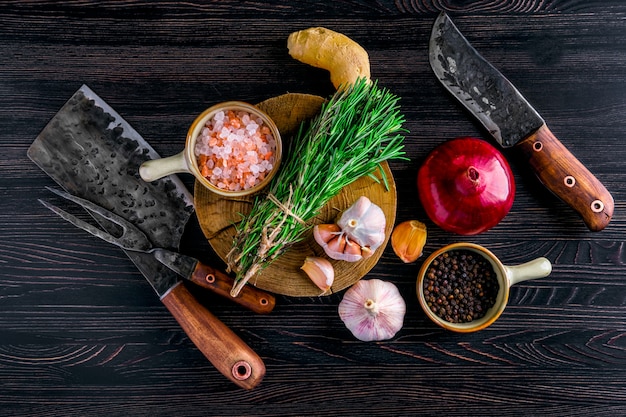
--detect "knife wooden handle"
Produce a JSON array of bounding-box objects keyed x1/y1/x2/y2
[
  {"x1": 517, "y1": 124, "x2": 614, "y2": 232},
  {"x1": 189, "y1": 262, "x2": 276, "y2": 314},
  {"x1": 160, "y1": 282, "x2": 265, "y2": 390}
]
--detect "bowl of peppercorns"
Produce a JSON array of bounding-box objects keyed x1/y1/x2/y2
[{"x1": 417, "y1": 242, "x2": 552, "y2": 332}]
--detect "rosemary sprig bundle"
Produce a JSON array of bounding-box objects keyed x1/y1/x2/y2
[{"x1": 227, "y1": 78, "x2": 407, "y2": 296}]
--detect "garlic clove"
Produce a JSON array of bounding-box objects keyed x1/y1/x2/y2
[
  {"x1": 344, "y1": 238, "x2": 362, "y2": 257},
  {"x1": 315, "y1": 229, "x2": 363, "y2": 262},
  {"x1": 301, "y1": 256, "x2": 335, "y2": 294},
  {"x1": 326, "y1": 234, "x2": 347, "y2": 254},
  {"x1": 337, "y1": 196, "x2": 386, "y2": 250},
  {"x1": 391, "y1": 220, "x2": 427, "y2": 263},
  {"x1": 360, "y1": 246, "x2": 373, "y2": 259},
  {"x1": 338, "y1": 279, "x2": 406, "y2": 342},
  {"x1": 313, "y1": 223, "x2": 341, "y2": 246},
  {"x1": 326, "y1": 236, "x2": 362, "y2": 262},
  {"x1": 333, "y1": 250, "x2": 362, "y2": 263}
]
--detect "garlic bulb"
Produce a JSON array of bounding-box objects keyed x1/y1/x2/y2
[
  {"x1": 301, "y1": 256, "x2": 334, "y2": 294},
  {"x1": 337, "y1": 196, "x2": 386, "y2": 251},
  {"x1": 338, "y1": 279, "x2": 406, "y2": 342},
  {"x1": 313, "y1": 196, "x2": 386, "y2": 262}
]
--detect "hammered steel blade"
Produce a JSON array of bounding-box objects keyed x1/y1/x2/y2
[
  {"x1": 27, "y1": 85, "x2": 194, "y2": 297},
  {"x1": 429, "y1": 12, "x2": 544, "y2": 147}
]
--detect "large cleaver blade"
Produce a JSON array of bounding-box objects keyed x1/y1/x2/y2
[{"x1": 27, "y1": 85, "x2": 265, "y2": 389}]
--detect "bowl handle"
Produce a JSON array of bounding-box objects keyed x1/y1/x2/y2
[
  {"x1": 505, "y1": 257, "x2": 552, "y2": 286},
  {"x1": 140, "y1": 151, "x2": 189, "y2": 182}
]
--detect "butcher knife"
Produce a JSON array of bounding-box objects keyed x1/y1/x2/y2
[
  {"x1": 28, "y1": 85, "x2": 265, "y2": 389},
  {"x1": 429, "y1": 12, "x2": 613, "y2": 232}
]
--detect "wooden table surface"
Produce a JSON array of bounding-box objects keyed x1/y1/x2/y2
[{"x1": 1, "y1": 1, "x2": 625, "y2": 416}]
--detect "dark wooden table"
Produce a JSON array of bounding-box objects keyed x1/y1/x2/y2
[{"x1": 2, "y1": 1, "x2": 625, "y2": 416}]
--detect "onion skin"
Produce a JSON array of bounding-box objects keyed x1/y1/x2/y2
[{"x1": 417, "y1": 137, "x2": 515, "y2": 235}]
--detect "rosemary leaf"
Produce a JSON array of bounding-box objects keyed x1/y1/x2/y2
[{"x1": 228, "y1": 78, "x2": 407, "y2": 296}]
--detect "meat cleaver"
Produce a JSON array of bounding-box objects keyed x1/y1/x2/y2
[
  {"x1": 429, "y1": 12, "x2": 614, "y2": 232},
  {"x1": 27, "y1": 85, "x2": 265, "y2": 389}
]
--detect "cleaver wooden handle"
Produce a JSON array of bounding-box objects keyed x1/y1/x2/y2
[
  {"x1": 516, "y1": 124, "x2": 614, "y2": 232},
  {"x1": 161, "y1": 282, "x2": 265, "y2": 390},
  {"x1": 189, "y1": 262, "x2": 276, "y2": 315}
]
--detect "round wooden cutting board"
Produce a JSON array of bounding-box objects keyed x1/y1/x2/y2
[{"x1": 194, "y1": 93, "x2": 397, "y2": 297}]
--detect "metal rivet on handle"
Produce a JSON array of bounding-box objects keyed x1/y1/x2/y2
[
  {"x1": 564, "y1": 176, "x2": 576, "y2": 188},
  {"x1": 533, "y1": 141, "x2": 543, "y2": 152},
  {"x1": 591, "y1": 200, "x2": 604, "y2": 213},
  {"x1": 232, "y1": 360, "x2": 252, "y2": 380},
  {"x1": 205, "y1": 273, "x2": 216, "y2": 284}
]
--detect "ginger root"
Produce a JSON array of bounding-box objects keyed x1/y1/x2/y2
[{"x1": 287, "y1": 27, "x2": 371, "y2": 90}]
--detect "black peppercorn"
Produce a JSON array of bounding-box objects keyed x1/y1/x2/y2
[{"x1": 422, "y1": 250, "x2": 499, "y2": 324}]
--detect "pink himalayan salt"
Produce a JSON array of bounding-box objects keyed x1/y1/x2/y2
[{"x1": 194, "y1": 109, "x2": 276, "y2": 191}]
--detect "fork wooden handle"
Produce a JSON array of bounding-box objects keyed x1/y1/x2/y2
[{"x1": 189, "y1": 261, "x2": 276, "y2": 314}]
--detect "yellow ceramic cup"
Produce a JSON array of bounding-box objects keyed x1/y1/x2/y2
[
  {"x1": 416, "y1": 242, "x2": 552, "y2": 333},
  {"x1": 139, "y1": 101, "x2": 282, "y2": 197}
]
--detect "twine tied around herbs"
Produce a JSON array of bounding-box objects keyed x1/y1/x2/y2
[
  {"x1": 226, "y1": 184, "x2": 304, "y2": 274},
  {"x1": 228, "y1": 185, "x2": 306, "y2": 297},
  {"x1": 266, "y1": 186, "x2": 306, "y2": 226}
]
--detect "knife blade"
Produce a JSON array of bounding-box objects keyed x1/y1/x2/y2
[
  {"x1": 28, "y1": 85, "x2": 265, "y2": 389},
  {"x1": 429, "y1": 12, "x2": 614, "y2": 232}
]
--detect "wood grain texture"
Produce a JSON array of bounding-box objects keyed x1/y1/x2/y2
[
  {"x1": 516, "y1": 124, "x2": 614, "y2": 231},
  {"x1": 1, "y1": 1, "x2": 625, "y2": 416},
  {"x1": 160, "y1": 282, "x2": 265, "y2": 390}
]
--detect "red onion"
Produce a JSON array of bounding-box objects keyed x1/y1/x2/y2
[{"x1": 417, "y1": 137, "x2": 515, "y2": 235}]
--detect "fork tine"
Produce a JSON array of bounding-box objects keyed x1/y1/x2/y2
[
  {"x1": 38, "y1": 199, "x2": 134, "y2": 250},
  {"x1": 43, "y1": 187, "x2": 151, "y2": 251},
  {"x1": 46, "y1": 186, "x2": 129, "y2": 227}
]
